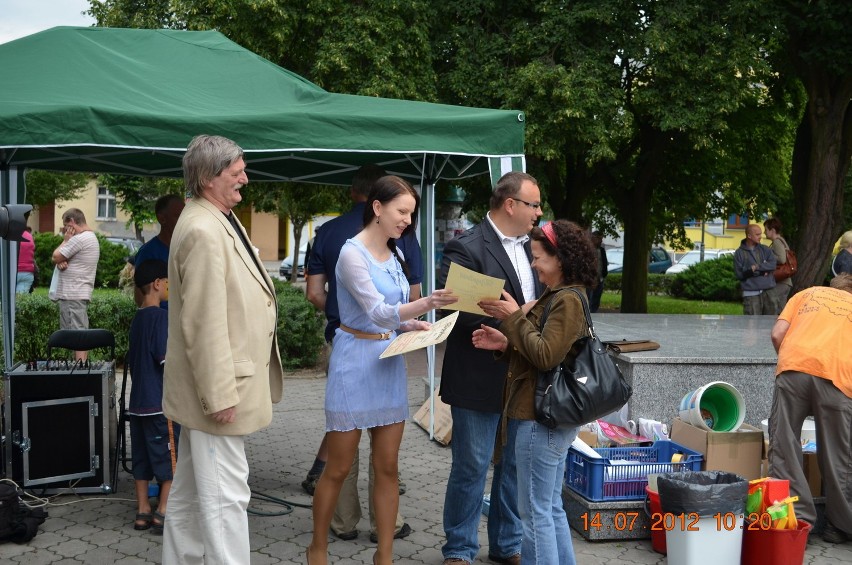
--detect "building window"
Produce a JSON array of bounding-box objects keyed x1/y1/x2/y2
[
  {"x1": 97, "y1": 186, "x2": 117, "y2": 220},
  {"x1": 727, "y1": 214, "x2": 749, "y2": 229}
]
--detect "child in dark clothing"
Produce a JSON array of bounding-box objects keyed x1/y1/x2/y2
[{"x1": 128, "y1": 260, "x2": 178, "y2": 534}]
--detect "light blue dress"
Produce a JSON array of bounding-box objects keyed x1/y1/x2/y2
[{"x1": 325, "y1": 238, "x2": 410, "y2": 431}]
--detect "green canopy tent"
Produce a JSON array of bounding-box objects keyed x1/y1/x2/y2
[{"x1": 0, "y1": 27, "x2": 525, "y2": 432}]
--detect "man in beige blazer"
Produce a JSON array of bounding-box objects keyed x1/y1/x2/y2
[{"x1": 162, "y1": 135, "x2": 284, "y2": 564}]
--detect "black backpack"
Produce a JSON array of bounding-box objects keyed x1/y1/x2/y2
[{"x1": 0, "y1": 484, "x2": 47, "y2": 544}]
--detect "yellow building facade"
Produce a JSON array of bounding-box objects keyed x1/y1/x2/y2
[{"x1": 31, "y1": 179, "x2": 311, "y2": 262}]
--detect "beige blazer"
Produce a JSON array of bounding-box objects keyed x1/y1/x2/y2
[{"x1": 163, "y1": 197, "x2": 284, "y2": 436}]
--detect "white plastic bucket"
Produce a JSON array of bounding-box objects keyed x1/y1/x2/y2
[
  {"x1": 761, "y1": 417, "x2": 816, "y2": 444},
  {"x1": 678, "y1": 381, "x2": 745, "y2": 432},
  {"x1": 665, "y1": 515, "x2": 743, "y2": 565}
]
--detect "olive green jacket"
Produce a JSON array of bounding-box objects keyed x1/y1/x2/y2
[{"x1": 497, "y1": 283, "x2": 588, "y2": 436}]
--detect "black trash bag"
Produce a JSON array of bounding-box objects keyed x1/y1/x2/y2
[
  {"x1": 0, "y1": 484, "x2": 48, "y2": 544},
  {"x1": 658, "y1": 471, "x2": 748, "y2": 517}
]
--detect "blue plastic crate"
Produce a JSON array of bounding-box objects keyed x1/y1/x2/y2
[{"x1": 564, "y1": 440, "x2": 703, "y2": 502}]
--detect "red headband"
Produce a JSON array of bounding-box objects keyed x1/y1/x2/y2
[{"x1": 541, "y1": 222, "x2": 557, "y2": 248}]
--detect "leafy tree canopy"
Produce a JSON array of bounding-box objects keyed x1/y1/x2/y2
[
  {"x1": 241, "y1": 182, "x2": 347, "y2": 281},
  {"x1": 23, "y1": 170, "x2": 92, "y2": 207},
  {"x1": 99, "y1": 174, "x2": 184, "y2": 240},
  {"x1": 435, "y1": 0, "x2": 795, "y2": 311}
]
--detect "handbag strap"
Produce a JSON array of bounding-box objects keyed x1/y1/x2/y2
[{"x1": 538, "y1": 286, "x2": 596, "y2": 340}]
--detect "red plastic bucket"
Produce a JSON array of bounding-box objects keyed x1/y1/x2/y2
[
  {"x1": 644, "y1": 485, "x2": 666, "y2": 554},
  {"x1": 741, "y1": 520, "x2": 811, "y2": 565}
]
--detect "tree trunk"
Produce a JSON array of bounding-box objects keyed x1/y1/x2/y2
[
  {"x1": 621, "y1": 202, "x2": 651, "y2": 313},
  {"x1": 791, "y1": 75, "x2": 852, "y2": 292},
  {"x1": 618, "y1": 126, "x2": 667, "y2": 313}
]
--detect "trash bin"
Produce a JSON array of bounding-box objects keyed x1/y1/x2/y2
[{"x1": 657, "y1": 471, "x2": 748, "y2": 565}]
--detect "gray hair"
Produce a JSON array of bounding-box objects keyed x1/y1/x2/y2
[
  {"x1": 490, "y1": 171, "x2": 538, "y2": 210},
  {"x1": 183, "y1": 135, "x2": 244, "y2": 198},
  {"x1": 61, "y1": 207, "x2": 86, "y2": 225}
]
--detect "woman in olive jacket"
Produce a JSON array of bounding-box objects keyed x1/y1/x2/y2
[{"x1": 475, "y1": 220, "x2": 599, "y2": 565}]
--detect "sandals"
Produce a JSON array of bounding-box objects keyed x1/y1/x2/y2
[
  {"x1": 151, "y1": 510, "x2": 166, "y2": 535},
  {"x1": 133, "y1": 512, "x2": 153, "y2": 531}
]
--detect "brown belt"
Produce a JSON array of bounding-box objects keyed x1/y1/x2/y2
[{"x1": 339, "y1": 324, "x2": 392, "y2": 340}]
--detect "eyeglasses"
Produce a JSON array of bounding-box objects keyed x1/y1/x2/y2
[{"x1": 511, "y1": 197, "x2": 541, "y2": 210}]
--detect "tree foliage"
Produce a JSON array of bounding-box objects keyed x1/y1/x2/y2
[
  {"x1": 241, "y1": 182, "x2": 346, "y2": 282},
  {"x1": 84, "y1": 0, "x2": 850, "y2": 304},
  {"x1": 99, "y1": 174, "x2": 184, "y2": 240},
  {"x1": 88, "y1": 0, "x2": 438, "y2": 100},
  {"x1": 23, "y1": 170, "x2": 92, "y2": 207},
  {"x1": 767, "y1": 0, "x2": 852, "y2": 289},
  {"x1": 434, "y1": 0, "x2": 794, "y2": 311}
]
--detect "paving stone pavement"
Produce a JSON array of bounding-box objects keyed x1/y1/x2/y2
[{"x1": 2, "y1": 346, "x2": 849, "y2": 564}]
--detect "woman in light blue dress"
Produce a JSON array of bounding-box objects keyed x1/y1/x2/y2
[{"x1": 308, "y1": 176, "x2": 457, "y2": 565}]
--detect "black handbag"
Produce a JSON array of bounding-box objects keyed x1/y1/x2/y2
[{"x1": 534, "y1": 288, "x2": 632, "y2": 429}]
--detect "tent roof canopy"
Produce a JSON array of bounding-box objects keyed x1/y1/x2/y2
[{"x1": 0, "y1": 26, "x2": 525, "y2": 186}]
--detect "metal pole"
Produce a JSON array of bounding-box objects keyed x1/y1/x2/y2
[
  {"x1": 421, "y1": 155, "x2": 437, "y2": 439},
  {"x1": 1, "y1": 166, "x2": 23, "y2": 369}
]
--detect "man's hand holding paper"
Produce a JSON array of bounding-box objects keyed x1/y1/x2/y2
[{"x1": 477, "y1": 290, "x2": 522, "y2": 320}]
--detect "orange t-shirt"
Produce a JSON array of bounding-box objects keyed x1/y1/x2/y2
[{"x1": 776, "y1": 286, "x2": 852, "y2": 398}]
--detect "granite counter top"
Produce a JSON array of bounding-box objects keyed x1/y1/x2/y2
[{"x1": 592, "y1": 314, "x2": 779, "y2": 364}]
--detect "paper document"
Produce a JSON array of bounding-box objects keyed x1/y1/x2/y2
[
  {"x1": 442, "y1": 262, "x2": 506, "y2": 315},
  {"x1": 379, "y1": 311, "x2": 460, "y2": 359}
]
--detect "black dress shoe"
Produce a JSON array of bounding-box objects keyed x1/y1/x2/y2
[
  {"x1": 822, "y1": 521, "x2": 850, "y2": 544},
  {"x1": 369, "y1": 522, "x2": 412, "y2": 543},
  {"x1": 332, "y1": 529, "x2": 358, "y2": 541},
  {"x1": 488, "y1": 554, "x2": 521, "y2": 565},
  {"x1": 301, "y1": 473, "x2": 321, "y2": 496}
]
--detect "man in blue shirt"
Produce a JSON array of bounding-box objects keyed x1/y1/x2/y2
[
  {"x1": 134, "y1": 194, "x2": 185, "y2": 308},
  {"x1": 304, "y1": 164, "x2": 420, "y2": 543}
]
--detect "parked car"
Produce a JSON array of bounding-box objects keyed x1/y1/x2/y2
[
  {"x1": 105, "y1": 236, "x2": 143, "y2": 256},
  {"x1": 279, "y1": 242, "x2": 308, "y2": 279},
  {"x1": 606, "y1": 247, "x2": 673, "y2": 274},
  {"x1": 665, "y1": 248, "x2": 735, "y2": 274}
]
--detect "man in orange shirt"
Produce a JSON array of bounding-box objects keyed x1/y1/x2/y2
[{"x1": 769, "y1": 274, "x2": 852, "y2": 544}]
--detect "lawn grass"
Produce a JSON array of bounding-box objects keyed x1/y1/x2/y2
[{"x1": 599, "y1": 291, "x2": 743, "y2": 315}]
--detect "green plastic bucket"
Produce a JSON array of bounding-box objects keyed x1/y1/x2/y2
[{"x1": 678, "y1": 381, "x2": 745, "y2": 432}]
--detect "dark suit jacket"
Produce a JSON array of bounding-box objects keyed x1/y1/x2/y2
[{"x1": 437, "y1": 220, "x2": 541, "y2": 413}]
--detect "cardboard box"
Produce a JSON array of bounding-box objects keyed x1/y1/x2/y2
[
  {"x1": 803, "y1": 453, "x2": 822, "y2": 497},
  {"x1": 670, "y1": 418, "x2": 764, "y2": 480},
  {"x1": 413, "y1": 392, "x2": 452, "y2": 446},
  {"x1": 577, "y1": 430, "x2": 599, "y2": 448}
]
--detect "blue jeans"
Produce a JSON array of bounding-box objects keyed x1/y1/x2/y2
[
  {"x1": 442, "y1": 406, "x2": 522, "y2": 562},
  {"x1": 515, "y1": 419, "x2": 578, "y2": 565},
  {"x1": 16, "y1": 272, "x2": 34, "y2": 293}
]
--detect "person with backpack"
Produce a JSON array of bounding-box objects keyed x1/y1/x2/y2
[
  {"x1": 734, "y1": 224, "x2": 777, "y2": 315},
  {"x1": 764, "y1": 218, "x2": 795, "y2": 314}
]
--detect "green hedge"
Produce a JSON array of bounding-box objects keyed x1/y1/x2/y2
[
  {"x1": 604, "y1": 273, "x2": 674, "y2": 295},
  {"x1": 669, "y1": 255, "x2": 741, "y2": 301},
  {"x1": 13, "y1": 290, "x2": 136, "y2": 362},
  {"x1": 8, "y1": 284, "x2": 324, "y2": 370},
  {"x1": 602, "y1": 258, "x2": 742, "y2": 302},
  {"x1": 31, "y1": 231, "x2": 132, "y2": 290},
  {"x1": 272, "y1": 279, "x2": 326, "y2": 370}
]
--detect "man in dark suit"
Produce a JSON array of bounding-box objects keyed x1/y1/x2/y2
[{"x1": 437, "y1": 172, "x2": 543, "y2": 565}]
